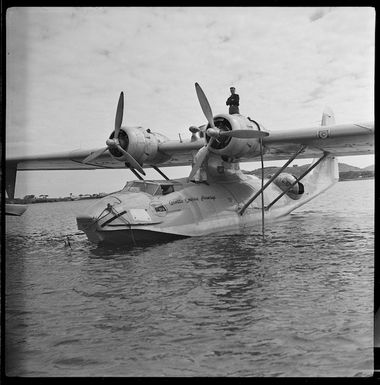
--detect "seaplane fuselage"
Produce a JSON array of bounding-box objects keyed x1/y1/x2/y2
[{"x1": 76, "y1": 154, "x2": 338, "y2": 245}]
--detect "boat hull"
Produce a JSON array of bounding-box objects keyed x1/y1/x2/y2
[
  {"x1": 76, "y1": 156, "x2": 339, "y2": 246},
  {"x1": 79, "y1": 225, "x2": 187, "y2": 246}
]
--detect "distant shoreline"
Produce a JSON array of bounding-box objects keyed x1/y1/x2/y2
[
  {"x1": 6, "y1": 195, "x2": 105, "y2": 205},
  {"x1": 339, "y1": 176, "x2": 374, "y2": 182}
]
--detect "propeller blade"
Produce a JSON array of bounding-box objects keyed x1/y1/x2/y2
[
  {"x1": 83, "y1": 147, "x2": 109, "y2": 163},
  {"x1": 116, "y1": 145, "x2": 146, "y2": 175},
  {"x1": 195, "y1": 83, "x2": 215, "y2": 128},
  {"x1": 114, "y1": 91, "x2": 124, "y2": 139},
  {"x1": 219, "y1": 129, "x2": 269, "y2": 139},
  {"x1": 188, "y1": 138, "x2": 214, "y2": 180}
]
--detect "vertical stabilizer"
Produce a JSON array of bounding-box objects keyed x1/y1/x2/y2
[{"x1": 321, "y1": 106, "x2": 335, "y2": 126}]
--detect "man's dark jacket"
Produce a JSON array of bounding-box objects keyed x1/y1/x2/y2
[{"x1": 226, "y1": 94, "x2": 240, "y2": 107}]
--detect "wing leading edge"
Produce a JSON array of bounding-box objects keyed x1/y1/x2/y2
[
  {"x1": 6, "y1": 140, "x2": 205, "y2": 171},
  {"x1": 257, "y1": 121, "x2": 374, "y2": 161}
]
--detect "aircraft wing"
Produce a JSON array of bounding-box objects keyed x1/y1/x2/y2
[
  {"x1": 6, "y1": 148, "x2": 127, "y2": 170},
  {"x1": 6, "y1": 121, "x2": 374, "y2": 170},
  {"x1": 5, "y1": 141, "x2": 203, "y2": 199},
  {"x1": 255, "y1": 121, "x2": 374, "y2": 161},
  {"x1": 6, "y1": 140, "x2": 204, "y2": 171}
]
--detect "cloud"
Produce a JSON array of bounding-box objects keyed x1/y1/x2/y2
[{"x1": 6, "y1": 7, "x2": 374, "y2": 174}]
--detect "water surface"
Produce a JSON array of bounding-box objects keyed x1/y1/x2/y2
[{"x1": 5, "y1": 179, "x2": 374, "y2": 376}]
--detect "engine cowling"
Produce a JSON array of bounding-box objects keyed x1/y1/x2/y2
[
  {"x1": 108, "y1": 126, "x2": 169, "y2": 165},
  {"x1": 205, "y1": 114, "x2": 267, "y2": 160},
  {"x1": 273, "y1": 173, "x2": 304, "y2": 200}
]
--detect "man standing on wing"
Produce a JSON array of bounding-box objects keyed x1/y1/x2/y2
[{"x1": 226, "y1": 86, "x2": 240, "y2": 114}]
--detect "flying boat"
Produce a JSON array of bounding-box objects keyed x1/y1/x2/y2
[{"x1": 6, "y1": 83, "x2": 374, "y2": 245}]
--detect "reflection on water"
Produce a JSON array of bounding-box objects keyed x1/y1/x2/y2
[{"x1": 5, "y1": 180, "x2": 374, "y2": 376}]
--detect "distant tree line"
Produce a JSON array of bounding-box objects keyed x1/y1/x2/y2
[
  {"x1": 338, "y1": 170, "x2": 374, "y2": 181},
  {"x1": 6, "y1": 193, "x2": 108, "y2": 204}
]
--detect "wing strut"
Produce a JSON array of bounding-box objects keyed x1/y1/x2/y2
[
  {"x1": 265, "y1": 152, "x2": 329, "y2": 211},
  {"x1": 151, "y1": 165, "x2": 170, "y2": 181},
  {"x1": 238, "y1": 144, "x2": 307, "y2": 216},
  {"x1": 128, "y1": 166, "x2": 145, "y2": 180}
]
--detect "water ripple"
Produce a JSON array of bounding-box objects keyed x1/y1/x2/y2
[{"x1": 5, "y1": 180, "x2": 374, "y2": 376}]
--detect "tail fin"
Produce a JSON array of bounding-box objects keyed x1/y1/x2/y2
[{"x1": 321, "y1": 106, "x2": 335, "y2": 126}]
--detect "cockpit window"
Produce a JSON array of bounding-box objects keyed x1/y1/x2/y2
[
  {"x1": 120, "y1": 181, "x2": 175, "y2": 196},
  {"x1": 161, "y1": 185, "x2": 174, "y2": 195}
]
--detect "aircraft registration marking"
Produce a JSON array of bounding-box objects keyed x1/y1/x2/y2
[
  {"x1": 201, "y1": 195, "x2": 216, "y2": 201},
  {"x1": 168, "y1": 195, "x2": 216, "y2": 205},
  {"x1": 169, "y1": 198, "x2": 184, "y2": 205},
  {"x1": 185, "y1": 197, "x2": 199, "y2": 202}
]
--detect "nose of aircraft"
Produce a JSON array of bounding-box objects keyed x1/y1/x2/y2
[{"x1": 76, "y1": 192, "x2": 154, "y2": 242}]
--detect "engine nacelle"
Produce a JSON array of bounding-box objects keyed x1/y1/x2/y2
[
  {"x1": 205, "y1": 114, "x2": 267, "y2": 160},
  {"x1": 109, "y1": 126, "x2": 170, "y2": 165},
  {"x1": 273, "y1": 173, "x2": 304, "y2": 200}
]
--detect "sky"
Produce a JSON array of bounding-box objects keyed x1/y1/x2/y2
[{"x1": 6, "y1": 7, "x2": 375, "y2": 198}]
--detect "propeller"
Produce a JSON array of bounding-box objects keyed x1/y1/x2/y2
[
  {"x1": 188, "y1": 83, "x2": 269, "y2": 180},
  {"x1": 114, "y1": 90, "x2": 124, "y2": 138},
  {"x1": 195, "y1": 82, "x2": 215, "y2": 129},
  {"x1": 83, "y1": 92, "x2": 146, "y2": 175},
  {"x1": 188, "y1": 141, "x2": 213, "y2": 180}
]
